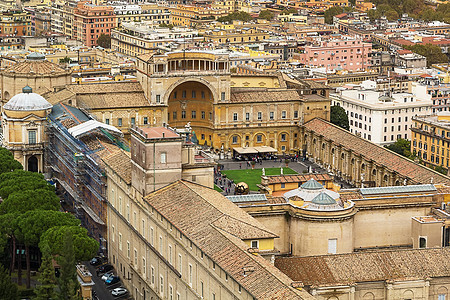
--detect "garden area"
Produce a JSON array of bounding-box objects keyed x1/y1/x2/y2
[{"x1": 221, "y1": 167, "x2": 297, "y2": 191}]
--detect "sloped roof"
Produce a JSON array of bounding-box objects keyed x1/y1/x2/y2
[
  {"x1": 68, "y1": 120, "x2": 123, "y2": 138},
  {"x1": 301, "y1": 178, "x2": 324, "y2": 190},
  {"x1": 3, "y1": 59, "x2": 68, "y2": 75},
  {"x1": 303, "y1": 118, "x2": 450, "y2": 185},
  {"x1": 230, "y1": 89, "x2": 301, "y2": 103},
  {"x1": 144, "y1": 181, "x2": 313, "y2": 299},
  {"x1": 266, "y1": 173, "x2": 331, "y2": 184},
  {"x1": 99, "y1": 149, "x2": 132, "y2": 184},
  {"x1": 275, "y1": 248, "x2": 450, "y2": 287},
  {"x1": 311, "y1": 192, "x2": 336, "y2": 205}
]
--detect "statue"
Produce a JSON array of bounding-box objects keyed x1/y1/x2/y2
[
  {"x1": 262, "y1": 168, "x2": 265, "y2": 176},
  {"x1": 281, "y1": 167, "x2": 283, "y2": 175},
  {"x1": 403, "y1": 178, "x2": 407, "y2": 186}
]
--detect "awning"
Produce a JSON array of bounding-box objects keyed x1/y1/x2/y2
[
  {"x1": 233, "y1": 147, "x2": 258, "y2": 154},
  {"x1": 253, "y1": 146, "x2": 277, "y2": 153},
  {"x1": 68, "y1": 119, "x2": 123, "y2": 139}
]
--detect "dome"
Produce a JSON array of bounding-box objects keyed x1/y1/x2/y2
[
  {"x1": 3, "y1": 86, "x2": 53, "y2": 111},
  {"x1": 301, "y1": 178, "x2": 324, "y2": 190},
  {"x1": 311, "y1": 192, "x2": 337, "y2": 205}
]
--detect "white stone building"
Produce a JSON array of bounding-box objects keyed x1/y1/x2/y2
[{"x1": 332, "y1": 81, "x2": 433, "y2": 145}]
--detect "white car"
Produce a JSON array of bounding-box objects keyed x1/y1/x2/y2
[
  {"x1": 111, "y1": 287, "x2": 128, "y2": 297},
  {"x1": 101, "y1": 271, "x2": 114, "y2": 281}
]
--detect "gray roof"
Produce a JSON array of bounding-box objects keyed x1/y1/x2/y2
[
  {"x1": 26, "y1": 52, "x2": 45, "y2": 60},
  {"x1": 311, "y1": 192, "x2": 337, "y2": 205},
  {"x1": 4, "y1": 86, "x2": 52, "y2": 111},
  {"x1": 226, "y1": 194, "x2": 267, "y2": 203},
  {"x1": 301, "y1": 178, "x2": 324, "y2": 190},
  {"x1": 360, "y1": 184, "x2": 437, "y2": 196}
]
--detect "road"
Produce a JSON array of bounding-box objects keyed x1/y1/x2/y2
[{"x1": 84, "y1": 262, "x2": 131, "y2": 300}]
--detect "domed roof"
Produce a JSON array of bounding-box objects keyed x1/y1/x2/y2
[
  {"x1": 301, "y1": 178, "x2": 324, "y2": 190},
  {"x1": 311, "y1": 192, "x2": 337, "y2": 205},
  {"x1": 3, "y1": 86, "x2": 53, "y2": 111},
  {"x1": 3, "y1": 55, "x2": 68, "y2": 75}
]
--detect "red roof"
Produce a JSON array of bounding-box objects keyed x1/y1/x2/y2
[
  {"x1": 334, "y1": 13, "x2": 347, "y2": 18},
  {"x1": 397, "y1": 49, "x2": 412, "y2": 55},
  {"x1": 139, "y1": 127, "x2": 179, "y2": 139}
]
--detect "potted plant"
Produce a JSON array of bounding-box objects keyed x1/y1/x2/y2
[
  {"x1": 250, "y1": 161, "x2": 256, "y2": 169},
  {"x1": 284, "y1": 159, "x2": 290, "y2": 167}
]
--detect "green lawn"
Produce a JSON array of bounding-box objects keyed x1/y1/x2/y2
[
  {"x1": 214, "y1": 184, "x2": 223, "y2": 192},
  {"x1": 222, "y1": 167, "x2": 297, "y2": 191}
]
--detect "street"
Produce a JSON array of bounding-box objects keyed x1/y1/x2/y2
[{"x1": 84, "y1": 262, "x2": 130, "y2": 300}]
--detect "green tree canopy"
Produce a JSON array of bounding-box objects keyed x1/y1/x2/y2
[
  {"x1": 324, "y1": 6, "x2": 344, "y2": 24},
  {"x1": 384, "y1": 138, "x2": 411, "y2": 157},
  {"x1": 35, "y1": 243, "x2": 56, "y2": 300},
  {"x1": 0, "y1": 148, "x2": 22, "y2": 175},
  {"x1": 259, "y1": 10, "x2": 274, "y2": 20},
  {"x1": 96, "y1": 34, "x2": 111, "y2": 48},
  {"x1": 40, "y1": 226, "x2": 98, "y2": 262},
  {"x1": 56, "y1": 234, "x2": 79, "y2": 300},
  {"x1": 330, "y1": 105, "x2": 350, "y2": 130},
  {"x1": 0, "y1": 189, "x2": 60, "y2": 215},
  {"x1": 217, "y1": 11, "x2": 252, "y2": 23},
  {"x1": 405, "y1": 44, "x2": 448, "y2": 67},
  {"x1": 0, "y1": 170, "x2": 53, "y2": 200},
  {"x1": 0, "y1": 264, "x2": 17, "y2": 300}
]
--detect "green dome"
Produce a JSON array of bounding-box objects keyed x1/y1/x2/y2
[
  {"x1": 301, "y1": 178, "x2": 323, "y2": 190},
  {"x1": 311, "y1": 192, "x2": 337, "y2": 205}
]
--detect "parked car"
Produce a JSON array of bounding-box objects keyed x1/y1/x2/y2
[
  {"x1": 111, "y1": 287, "x2": 128, "y2": 297},
  {"x1": 106, "y1": 276, "x2": 120, "y2": 285},
  {"x1": 98, "y1": 264, "x2": 114, "y2": 274},
  {"x1": 101, "y1": 271, "x2": 114, "y2": 281},
  {"x1": 90, "y1": 257, "x2": 103, "y2": 266}
]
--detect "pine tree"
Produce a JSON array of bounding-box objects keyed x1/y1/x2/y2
[
  {"x1": 56, "y1": 234, "x2": 80, "y2": 300},
  {"x1": 35, "y1": 244, "x2": 56, "y2": 300},
  {"x1": 0, "y1": 264, "x2": 18, "y2": 300}
]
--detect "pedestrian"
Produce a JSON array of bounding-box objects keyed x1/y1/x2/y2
[{"x1": 240, "y1": 163, "x2": 242, "y2": 169}]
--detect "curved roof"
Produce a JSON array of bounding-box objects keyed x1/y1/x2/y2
[
  {"x1": 68, "y1": 120, "x2": 123, "y2": 139},
  {"x1": 301, "y1": 178, "x2": 324, "y2": 190},
  {"x1": 311, "y1": 192, "x2": 337, "y2": 205},
  {"x1": 27, "y1": 52, "x2": 45, "y2": 60},
  {"x1": 3, "y1": 57, "x2": 68, "y2": 75},
  {"x1": 3, "y1": 86, "x2": 52, "y2": 111}
]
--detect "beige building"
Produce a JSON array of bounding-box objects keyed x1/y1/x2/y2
[
  {"x1": 0, "y1": 53, "x2": 72, "y2": 102},
  {"x1": 103, "y1": 126, "x2": 314, "y2": 300},
  {"x1": 275, "y1": 248, "x2": 450, "y2": 300},
  {"x1": 1, "y1": 86, "x2": 52, "y2": 172}
]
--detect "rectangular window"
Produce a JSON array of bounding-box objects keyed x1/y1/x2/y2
[
  {"x1": 156, "y1": 94, "x2": 161, "y2": 103},
  {"x1": 201, "y1": 91, "x2": 205, "y2": 99},
  {"x1": 105, "y1": 118, "x2": 110, "y2": 125},
  {"x1": 160, "y1": 275, "x2": 164, "y2": 295},
  {"x1": 191, "y1": 111, "x2": 196, "y2": 119},
  {"x1": 182, "y1": 90, "x2": 186, "y2": 98},
  {"x1": 221, "y1": 92, "x2": 225, "y2": 100},
  {"x1": 112, "y1": 225, "x2": 115, "y2": 242},
  {"x1": 189, "y1": 264, "x2": 193, "y2": 286},
  {"x1": 134, "y1": 249, "x2": 137, "y2": 265},
  {"x1": 438, "y1": 294, "x2": 446, "y2": 300},
  {"x1": 233, "y1": 113, "x2": 238, "y2": 121},
  {"x1": 150, "y1": 227, "x2": 154, "y2": 246},
  {"x1": 281, "y1": 111, "x2": 286, "y2": 119},
  {"x1": 117, "y1": 118, "x2": 122, "y2": 126},
  {"x1": 251, "y1": 240, "x2": 258, "y2": 248},
  {"x1": 168, "y1": 245, "x2": 173, "y2": 264},
  {"x1": 151, "y1": 266, "x2": 155, "y2": 285},
  {"x1": 245, "y1": 112, "x2": 250, "y2": 121},
  {"x1": 181, "y1": 111, "x2": 186, "y2": 119},
  {"x1": 28, "y1": 130, "x2": 37, "y2": 144},
  {"x1": 257, "y1": 112, "x2": 262, "y2": 120},
  {"x1": 142, "y1": 257, "x2": 146, "y2": 277},
  {"x1": 269, "y1": 112, "x2": 274, "y2": 120},
  {"x1": 119, "y1": 233, "x2": 122, "y2": 250},
  {"x1": 169, "y1": 285, "x2": 173, "y2": 300},
  {"x1": 294, "y1": 111, "x2": 298, "y2": 118},
  {"x1": 178, "y1": 254, "x2": 182, "y2": 274},
  {"x1": 161, "y1": 152, "x2": 167, "y2": 164},
  {"x1": 131, "y1": 117, "x2": 135, "y2": 126},
  {"x1": 328, "y1": 238, "x2": 337, "y2": 254},
  {"x1": 201, "y1": 111, "x2": 205, "y2": 119},
  {"x1": 201, "y1": 281, "x2": 204, "y2": 298},
  {"x1": 281, "y1": 134, "x2": 286, "y2": 141},
  {"x1": 257, "y1": 135, "x2": 262, "y2": 143},
  {"x1": 127, "y1": 241, "x2": 130, "y2": 258},
  {"x1": 191, "y1": 91, "x2": 196, "y2": 98},
  {"x1": 159, "y1": 236, "x2": 163, "y2": 253},
  {"x1": 143, "y1": 117, "x2": 148, "y2": 124}
]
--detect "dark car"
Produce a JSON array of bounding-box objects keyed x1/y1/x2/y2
[
  {"x1": 105, "y1": 276, "x2": 120, "y2": 285},
  {"x1": 90, "y1": 257, "x2": 103, "y2": 266},
  {"x1": 98, "y1": 264, "x2": 114, "y2": 273}
]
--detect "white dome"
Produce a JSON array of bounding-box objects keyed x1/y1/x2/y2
[{"x1": 3, "y1": 86, "x2": 52, "y2": 111}]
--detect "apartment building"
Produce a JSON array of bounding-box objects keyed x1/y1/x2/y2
[
  {"x1": 73, "y1": 2, "x2": 116, "y2": 47},
  {"x1": 411, "y1": 78, "x2": 450, "y2": 114},
  {"x1": 411, "y1": 113, "x2": 450, "y2": 170},
  {"x1": 0, "y1": 10, "x2": 31, "y2": 36},
  {"x1": 332, "y1": 81, "x2": 433, "y2": 145},
  {"x1": 203, "y1": 27, "x2": 271, "y2": 45},
  {"x1": 114, "y1": 4, "x2": 170, "y2": 26},
  {"x1": 169, "y1": 5, "x2": 227, "y2": 27},
  {"x1": 298, "y1": 36, "x2": 372, "y2": 72}
]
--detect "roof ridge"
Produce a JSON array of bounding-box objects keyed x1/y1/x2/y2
[{"x1": 213, "y1": 214, "x2": 278, "y2": 238}]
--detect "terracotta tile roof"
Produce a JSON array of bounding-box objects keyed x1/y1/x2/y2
[
  {"x1": 98, "y1": 149, "x2": 132, "y2": 184},
  {"x1": 3, "y1": 60, "x2": 68, "y2": 75},
  {"x1": 212, "y1": 215, "x2": 277, "y2": 240},
  {"x1": 266, "y1": 173, "x2": 331, "y2": 184},
  {"x1": 266, "y1": 196, "x2": 288, "y2": 204},
  {"x1": 230, "y1": 89, "x2": 301, "y2": 103},
  {"x1": 275, "y1": 248, "x2": 450, "y2": 287},
  {"x1": 303, "y1": 118, "x2": 450, "y2": 185},
  {"x1": 144, "y1": 181, "x2": 313, "y2": 299},
  {"x1": 338, "y1": 189, "x2": 362, "y2": 201}
]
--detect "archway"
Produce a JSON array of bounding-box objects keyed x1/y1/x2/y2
[
  {"x1": 167, "y1": 81, "x2": 214, "y2": 147},
  {"x1": 3, "y1": 91, "x2": 9, "y2": 101},
  {"x1": 28, "y1": 155, "x2": 38, "y2": 172}
]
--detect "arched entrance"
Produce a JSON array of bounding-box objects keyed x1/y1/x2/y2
[
  {"x1": 28, "y1": 155, "x2": 38, "y2": 172},
  {"x1": 167, "y1": 81, "x2": 214, "y2": 147}
]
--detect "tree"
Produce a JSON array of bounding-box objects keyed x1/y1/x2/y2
[
  {"x1": 40, "y1": 226, "x2": 98, "y2": 262},
  {"x1": 59, "y1": 57, "x2": 71, "y2": 64},
  {"x1": 96, "y1": 34, "x2": 111, "y2": 48},
  {"x1": 55, "y1": 234, "x2": 79, "y2": 300},
  {"x1": 324, "y1": 6, "x2": 344, "y2": 24},
  {"x1": 405, "y1": 44, "x2": 448, "y2": 67},
  {"x1": 0, "y1": 148, "x2": 22, "y2": 175},
  {"x1": 0, "y1": 264, "x2": 17, "y2": 300},
  {"x1": 0, "y1": 170, "x2": 53, "y2": 200},
  {"x1": 35, "y1": 243, "x2": 56, "y2": 300},
  {"x1": 17, "y1": 211, "x2": 79, "y2": 288},
  {"x1": 217, "y1": 11, "x2": 252, "y2": 23},
  {"x1": 330, "y1": 105, "x2": 350, "y2": 130},
  {"x1": 259, "y1": 10, "x2": 274, "y2": 21},
  {"x1": 384, "y1": 138, "x2": 411, "y2": 157},
  {"x1": 0, "y1": 189, "x2": 60, "y2": 215},
  {"x1": 385, "y1": 9, "x2": 399, "y2": 20}
]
